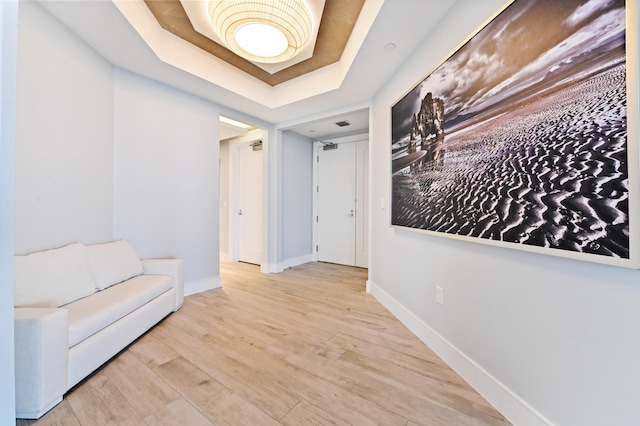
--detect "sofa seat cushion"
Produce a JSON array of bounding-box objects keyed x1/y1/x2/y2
[{"x1": 65, "y1": 275, "x2": 172, "y2": 348}]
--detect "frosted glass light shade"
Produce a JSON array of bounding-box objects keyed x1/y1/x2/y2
[
  {"x1": 208, "y1": 0, "x2": 312, "y2": 64},
  {"x1": 235, "y1": 23, "x2": 288, "y2": 57}
]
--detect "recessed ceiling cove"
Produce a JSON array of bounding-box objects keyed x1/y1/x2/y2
[{"x1": 144, "y1": 0, "x2": 365, "y2": 86}]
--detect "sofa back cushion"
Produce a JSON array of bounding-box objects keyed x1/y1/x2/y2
[
  {"x1": 87, "y1": 240, "x2": 143, "y2": 290},
  {"x1": 14, "y1": 243, "x2": 97, "y2": 308}
]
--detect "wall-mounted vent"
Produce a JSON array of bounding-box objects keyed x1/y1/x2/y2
[{"x1": 335, "y1": 120, "x2": 351, "y2": 127}]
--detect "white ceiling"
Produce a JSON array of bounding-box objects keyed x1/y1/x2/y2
[
  {"x1": 219, "y1": 121, "x2": 249, "y2": 141},
  {"x1": 37, "y1": 0, "x2": 461, "y2": 136},
  {"x1": 284, "y1": 108, "x2": 370, "y2": 140}
]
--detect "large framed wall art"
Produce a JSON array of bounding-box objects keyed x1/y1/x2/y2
[{"x1": 391, "y1": 0, "x2": 640, "y2": 268}]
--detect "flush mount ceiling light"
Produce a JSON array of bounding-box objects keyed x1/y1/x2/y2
[{"x1": 208, "y1": 0, "x2": 313, "y2": 64}]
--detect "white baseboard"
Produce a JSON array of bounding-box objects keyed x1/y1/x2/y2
[
  {"x1": 283, "y1": 254, "x2": 314, "y2": 269},
  {"x1": 224, "y1": 255, "x2": 313, "y2": 274},
  {"x1": 261, "y1": 263, "x2": 281, "y2": 273},
  {"x1": 366, "y1": 280, "x2": 553, "y2": 426},
  {"x1": 185, "y1": 276, "x2": 221, "y2": 296}
]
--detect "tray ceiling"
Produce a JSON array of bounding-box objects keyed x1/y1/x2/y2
[{"x1": 144, "y1": 0, "x2": 365, "y2": 86}]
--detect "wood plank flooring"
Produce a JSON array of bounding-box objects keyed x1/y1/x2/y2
[{"x1": 18, "y1": 261, "x2": 510, "y2": 425}]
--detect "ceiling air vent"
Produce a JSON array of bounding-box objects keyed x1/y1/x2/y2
[{"x1": 335, "y1": 120, "x2": 351, "y2": 127}]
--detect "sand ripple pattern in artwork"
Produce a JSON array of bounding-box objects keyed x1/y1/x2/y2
[{"x1": 392, "y1": 65, "x2": 628, "y2": 257}]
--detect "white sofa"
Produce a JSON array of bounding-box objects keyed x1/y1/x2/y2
[{"x1": 13, "y1": 240, "x2": 184, "y2": 419}]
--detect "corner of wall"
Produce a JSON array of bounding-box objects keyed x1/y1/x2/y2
[
  {"x1": 282, "y1": 254, "x2": 314, "y2": 270},
  {"x1": 184, "y1": 275, "x2": 221, "y2": 297},
  {"x1": 0, "y1": 0, "x2": 18, "y2": 420},
  {"x1": 261, "y1": 262, "x2": 283, "y2": 274}
]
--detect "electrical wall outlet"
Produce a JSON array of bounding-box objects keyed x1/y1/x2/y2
[{"x1": 436, "y1": 286, "x2": 444, "y2": 305}]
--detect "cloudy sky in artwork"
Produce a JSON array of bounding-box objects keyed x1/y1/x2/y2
[{"x1": 392, "y1": 0, "x2": 626, "y2": 142}]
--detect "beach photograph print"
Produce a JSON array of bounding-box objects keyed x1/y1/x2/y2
[{"x1": 391, "y1": 0, "x2": 629, "y2": 260}]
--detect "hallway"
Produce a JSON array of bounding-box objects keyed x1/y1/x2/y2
[{"x1": 19, "y1": 261, "x2": 508, "y2": 425}]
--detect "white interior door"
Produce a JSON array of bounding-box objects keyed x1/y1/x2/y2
[
  {"x1": 317, "y1": 142, "x2": 357, "y2": 265},
  {"x1": 237, "y1": 144, "x2": 263, "y2": 265}
]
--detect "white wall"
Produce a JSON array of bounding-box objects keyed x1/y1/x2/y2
[
  {"x1": 369, "y1": 1, "x2": 640, "y2": 425},
  {"x1": 14, "y1": 1, "x2": 114, "y2": 254},
  {"x1": 0, "y1": 0, "x2": 18, "y2": 421},
  {"x1": 281, "y1": 130, "x2": 313, "y2": 265},
  {"x1": 4, "y1": 1, "x2": 251, "y2": 417},
  {"x1": 13, "y1": 2, "x2": 224, "y2": 289},
  {"x1": 113, "y1": 69, "x2": 220, "y2": 286}
]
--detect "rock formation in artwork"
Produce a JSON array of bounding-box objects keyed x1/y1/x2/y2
[
  {"x1": 412, "y1": 92, "x2": 445, "y2": 141},
  {"x1": 409, "y1": 92, "x2": 445, "y2": 164}
]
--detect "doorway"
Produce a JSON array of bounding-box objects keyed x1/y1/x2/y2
[
  {"x1": 236, "y1": 142, "x2": 263, "y2": 264},
  {"x1": 219, "y1": 126, "x2": 264, "y2": 267},
  {"x1": 314, "y1": 136, "x2": 368, "y2": 268}
]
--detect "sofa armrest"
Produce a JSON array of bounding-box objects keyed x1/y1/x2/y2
[
  {"x1": 141, "y1": 258, "x2": 184, "y2": 310},
  {"x1": 14, "y1": 308, "x2": 69, "y2": 419}
]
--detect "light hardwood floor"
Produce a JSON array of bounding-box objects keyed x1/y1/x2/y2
[{"x1": 18, "y1": 261, "x2": 510, "y2": 425}]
